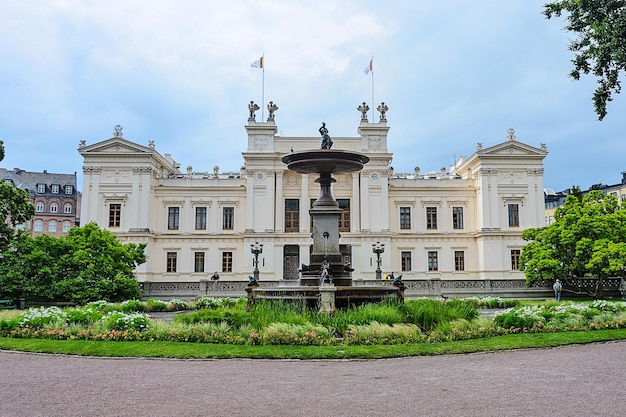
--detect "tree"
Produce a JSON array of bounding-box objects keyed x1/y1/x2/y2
[
  {"x1": 544, "y1": 1, "x2": 626, "y2": 120},
  {"x1": 520, "y1": 190, "x2": 626, "y2": 298},
  {"x1": 0, "y1": 140, "x2": 35, "y2": 252},
  {"x1": 0, "y1": 222, "x2": 146, "y2": 304}
]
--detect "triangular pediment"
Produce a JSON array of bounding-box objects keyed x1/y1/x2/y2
[
  {"x1": 480, "y1": 140, "x2": 547, "y2": 158},
  {"x1": 79, "y1": 137, "x2": 154, "y2": 155}
]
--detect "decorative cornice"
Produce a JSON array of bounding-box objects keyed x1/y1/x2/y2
[{"x1": 83, "y1": 166, "x2": 102, "y2": 173}]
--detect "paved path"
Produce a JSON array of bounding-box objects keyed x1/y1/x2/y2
[{"x1": 1, "y1": 341, "x2": 625, "y2": 417}]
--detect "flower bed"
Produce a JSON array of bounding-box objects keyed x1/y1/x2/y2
[{"x1": 2, "y1": 299, "x2": 626, "y2": 346}]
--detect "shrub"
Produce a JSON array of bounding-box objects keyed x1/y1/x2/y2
[
  {"x1": 18, "y1": 307, "x2": 66, "y2": 329},
  {"x1": 493, "y1": 306, "x2": 546, "y2": 329},
  {"x1": 101, "y1": 311, "x2": 150, "y2": 331},
  {"x1": 119, "y1": 299, "x2": 147, "y2": 313},
  {"x1": 144, "y1": 299, "x2": 167, "y2": 312}
]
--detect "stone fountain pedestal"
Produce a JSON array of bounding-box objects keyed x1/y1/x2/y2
[{"x1": 246, "y1": 148, "x2": 404, "y2": 311}]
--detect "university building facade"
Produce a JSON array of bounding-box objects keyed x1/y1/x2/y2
[{"x1": 78, "y1": 109, "x2": 549, "y2": 298}]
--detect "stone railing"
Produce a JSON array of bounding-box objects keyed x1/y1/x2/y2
[{"x1": 141, "y1": 278, "x2": 555, "y2": 300}]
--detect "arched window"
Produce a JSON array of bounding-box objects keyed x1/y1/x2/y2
[
  {"x1": 64, "y1": 203, "x2": 72, "y2": 214},
  {"x1": 50, "y1": 203, "x2": 58, "y2": 213},
  {"x1": 48, "y1": 220, "x2": 57, "y2": 232},
  {"x1": 36, "y1": 202, "x2": 44, "y2": 212}
]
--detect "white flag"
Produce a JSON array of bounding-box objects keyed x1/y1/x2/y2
[
  {"x1": 363, "y1": 59, "x2": 372, "y2": 75},
  {"x1": 250, "y1": 56, "x2": 263, "y2": 69}
]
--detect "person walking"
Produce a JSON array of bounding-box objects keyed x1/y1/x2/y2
[{"x1": 553, "y1": 279, "x2": 563, "y2": 301}]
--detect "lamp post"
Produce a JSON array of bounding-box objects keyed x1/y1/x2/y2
[
  {"x1": 372, "y1": 241, "x2": 385, "y2": 280},
  {"x1": 251, "y1": 241, "x2": 263, "y2": 281}
]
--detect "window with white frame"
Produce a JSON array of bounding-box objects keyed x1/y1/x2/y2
[
  {"x1": 63, "y1": 203, "x2": 72, "y2": 214},
  {"x1": 48, "y1": 220, "x2": 57, "y2": 232},
  {"x1": 62, "y1": 221, "x2": 72, "y2": 233},
  {"x1": 50, "y1": 203, "x2": 58, "y2": 213},
  {"x1": 37, "y1": 184, "x2": 46, "y2": 194},
  {"x1": 64, "y1": 185, "x2": 73, "y2": 195},
  {"x1": 34, "y1": 220, "x2": 43, "y2": 231},
  {"x1": 36, "y1": 202, "x2": 44, "y2": 212},
  {"x1": 51, "y1": 184, "x2": 59, "y2": 194}
]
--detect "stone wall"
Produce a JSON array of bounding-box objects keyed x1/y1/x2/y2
[{"x1": 140, "y1": 278, "x2": 557, "y2": 300}]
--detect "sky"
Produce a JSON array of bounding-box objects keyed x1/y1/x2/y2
[{"x1": 1, "y1": 0, "x2": 625, "y2": 192}]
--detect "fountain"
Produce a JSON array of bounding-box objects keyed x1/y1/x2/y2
[{"x1": 246, "y1": 124, "x2": 404, "y2": 312}]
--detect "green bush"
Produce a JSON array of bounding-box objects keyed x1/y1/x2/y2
[{"x1": 174, "y1": 308, "x2": 251, "y2": 328}]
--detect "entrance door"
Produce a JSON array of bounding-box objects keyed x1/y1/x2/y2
[{"x1": 283, "y1": 245, "x2": 300, "y2": 280}]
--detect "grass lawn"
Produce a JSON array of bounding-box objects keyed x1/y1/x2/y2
[{"x1": 2, "y1": 329, "x2": 625, "y2": 359}]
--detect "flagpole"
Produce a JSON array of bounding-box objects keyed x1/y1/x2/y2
[
  {"x1": 371, "y1": 57, "x2": 374, "y2": 121},
  {"x1": 261, "y1": 53, "x2": 265, "y2": 121}
]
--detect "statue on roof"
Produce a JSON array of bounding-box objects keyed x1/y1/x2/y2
[
  {"x1": 377, "y1": 102, "x2": 388, "y2": 121},
  {"x1": 113, "y1": 125, "x2": 123, "y2": 138},
  {"x1": 319, "y1": 122, "x2": 333, "y2": 149},
  {"x1": 358, "y1": 102, "x2": 369, "y2": 121},
  {"x1": 267, "y1": 101, "x2": 278, "y2": 120},
  {"x1": 248, "y1": 101, "x2": 260, "y2": 120}
]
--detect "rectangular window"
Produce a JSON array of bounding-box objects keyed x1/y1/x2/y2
[
  {"x1": 401, "y1": 251, "x2": 412, "y2": 271},
  {"x1": 428, "y1": 251, "x2": 438, "y2": 271},
  {"x1": 195, "y1": 207, "x2": 207, "y2": 230},
  {"x1": 222, "y1": 251, "x2": 233, "y2": 272},
  {"x1": 454, "y1": 250, "x2": 465, "y2": 271},
  {"x1": 194, "y1": 252, "x2": 205, "y2": 273},
  {"x1": 452, "y1": 207, "x2": 464, "y2": 229},
  {"x1": 37, "y1": 184, "x2": 45, "y2": 194},
  {"x1": 166, "y1": 252, "x2": 177, "y2": 273},
  {"x1": 109, "y1": 204, "x2": 121, "y2": 227},
  {"x1": 285, "y1": 199, "x2": 300, "y2": 232},
  {"x1": 338, "y1": 199, "x2": 350, "y2": 232},
  {"x1": 48, "y1": 220, "x2": 57, "y2": 232},
  {"x1": 51, "y1": 184, "x2": 59, "y2": 194},
  {"x1": 64, "y1": 185, "x2": 73, "y2": 195},
  {"x1": 223, "y1": 207, "x2": 234, "y2": 230},
  {"x1": 508, "y1": 204, "x2": 519, "y2": 227},
  {"x1": 400, "y1": 207, "x2": 411, "y2": 230},
  {"x1": 426, "y1": 207, "x2": 438, "y2": 229},
  {"x1": 511, "y1": 249, "x2": 521, "y2": 270},
  {"x1": 168, "y1": 207, "x2": 180, "y2": 230}
]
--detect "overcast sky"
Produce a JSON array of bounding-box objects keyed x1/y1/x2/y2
[{"x1": 1, "y1": 0, "x2": 624, "y2": 192}]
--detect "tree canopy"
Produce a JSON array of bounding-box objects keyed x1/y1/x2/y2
[
  {"x1": 544, "y1": 0, "x2": 626, "y2": 120},
  {"x1": 0, "y1": 140, "x2": 35, "y2": 251},
  {"x1": 520, "y1": 190, "x2": 626, "y2": 297},
  {"x1": 0, "y1": 222, "x2": 146, "y2": 304}
]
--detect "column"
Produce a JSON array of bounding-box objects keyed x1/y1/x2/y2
[
  {"x1": 301, "y1": 173, "x2": 309, "y2": 233},
  {"x1": 275, "y1": 171, "x2": 284, "y2": 232},
  {"x1": 245, "y1": 170, "x2": 254, "y2": 232},
  {"x1": 351, "y1": 172, "x2": 360, "y2": 232}
]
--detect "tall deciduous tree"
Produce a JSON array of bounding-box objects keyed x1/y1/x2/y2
[
  {"x1": 0, "y1": 140, "x2": 35, "y2": 251},
  {"x1": 544, "y1": 0, "x2": 626, "y2": 120},
  {"x1": 0, "y1": 222, "x2": 146, "y2": 304},
  {"x1": 520, "y1": 190, "x2": 626, "y2": 298}
]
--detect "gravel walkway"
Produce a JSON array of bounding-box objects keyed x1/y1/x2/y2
[{"x1": 1, "y1": 341, "x2": 625, "y2": 417}]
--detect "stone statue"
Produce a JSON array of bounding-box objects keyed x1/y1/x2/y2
[
  {"x1": 248, "y1": 101, "x2": 260, "y2": 120},
  {"x1": 357, "y1": 102, "x2": 369, "y2": 121},
  {"x1": 267, "y1": 101, "x2": 278, "y2": 120},
  {"x1": 319, "y1": 122, "x2": 333, "y2": 149},
  {"x1": 113, "y1": 124, "x2": 123, "y2": 138},
  {"x1": 506, "y1": 128, "x2": 516, "y2": 141},
  {"x1": 320, "y1": 260, "x2": 332, "y2": 284},
  {"x1": 377, "y1": 102, "x2": 388, "y2": 121}
]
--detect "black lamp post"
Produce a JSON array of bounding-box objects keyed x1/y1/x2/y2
[
  {"x1": 372, "y1": 241, "x2": 385, "y2": 280},
  {"x1": 251, "y1": 241, "x2": 263, "y2": 281}
]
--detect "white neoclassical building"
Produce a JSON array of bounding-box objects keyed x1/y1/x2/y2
[{"x1": 78, "y1": 109, "x2": 549, "y2": 298}]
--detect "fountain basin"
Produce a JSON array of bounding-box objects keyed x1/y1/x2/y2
[{"x1": 282, "y1": 149, "x2": 369, "y2": 175}]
